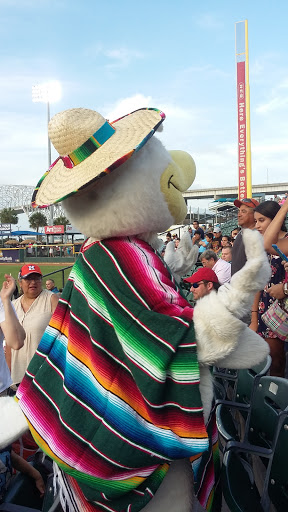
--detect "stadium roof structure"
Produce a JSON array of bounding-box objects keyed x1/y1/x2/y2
[{"x1": 10, "y1": 230, "x2": 42, "y2": 236}]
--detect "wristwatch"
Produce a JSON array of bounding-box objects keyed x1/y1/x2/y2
[{"x1": 283, "y1": 282, "x2": 288, "y2": 296}]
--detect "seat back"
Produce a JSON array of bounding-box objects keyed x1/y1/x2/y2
[
  {"x1": 235, "y1": 355, "x2": 271, "y2": 406},
  {"x1": 222, "y1": 376, "x2": 288, "y2": 512},
  {"x1": 268, "y1": 415, "x2": 288, "y2": 510},
  {"x1": 248, "y1": 376, "x2": 288, "y2": 450}
]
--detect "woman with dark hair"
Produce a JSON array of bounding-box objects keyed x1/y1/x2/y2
[
  {"x1": 221, "y1": 235, "x2": 231, "y2": 247},
  {"x1": 253, "y1": 200, "x2": 287, "y2": 376}
]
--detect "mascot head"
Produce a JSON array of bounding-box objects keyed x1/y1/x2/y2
[{"x1": 33, "y1": 107, "x2": 196, "y2": 239}]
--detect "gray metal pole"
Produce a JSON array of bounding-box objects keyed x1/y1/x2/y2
[{"x1": 47, "y1": 101, "x2": 54, "y2": 226}]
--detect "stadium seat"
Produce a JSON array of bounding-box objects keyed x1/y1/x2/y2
[{"x1": 222, "y1": 376, "x2": 288, "y2": 512}]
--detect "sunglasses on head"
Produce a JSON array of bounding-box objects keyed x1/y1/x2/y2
[
  {"x1": 191, "y1": 281, "x2": 205, "y2": 289},
  {"x1": 240, "y1": 198, "x2": 257, "y2": 207}
]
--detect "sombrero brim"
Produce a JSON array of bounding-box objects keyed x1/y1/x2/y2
[{"x1": 33, "y1": 108, "x2": 165, "y2": 207}]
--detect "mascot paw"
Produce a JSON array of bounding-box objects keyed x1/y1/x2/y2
[
  {"x1": 164, "y1": 232, "x2": 198, "y2": 282},
  {"x1": 194, "y1": 290, "x2": 270, "y2": 369},
  {"x1": 217, "y1": 229, "x2": 271, "y2": 319},
  {"x1": 193, "y1": 290, "x2": 246, "y2": 365},
  {"x1": 0, "y1": 397, "x2": 29, "y2": 449}
]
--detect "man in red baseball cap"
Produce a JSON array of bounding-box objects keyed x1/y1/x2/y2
[
  {"x1": 232, "y1": 197, "x2": 259, "y2": 276},
  {"x1": 233, "y1": 198, "x2": 259, "y2": 209},
  {"x1": 184, "y1": 267, "x2": 220, "y2": 301}
]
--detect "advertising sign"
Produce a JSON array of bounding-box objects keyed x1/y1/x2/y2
[
  {"x1": 44, "y1": 225, "x2": 64, "y2": 234},
  {"x1": 0, "y1": 224, "x2": 10, "y2": 236},
  {"x1": 237, "y1": 60, "x2": 247, "y2": 200},
  {"x1": 66, "y1": 225, "x2": 80, "y2": 234},
  {"x1": 0, "y1": 248, "x2": 21, "y2": 263}
]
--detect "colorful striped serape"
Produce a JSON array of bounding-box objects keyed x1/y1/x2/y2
[{"x1": 17, "y1": 236, "x2": 216, "y2": 511}]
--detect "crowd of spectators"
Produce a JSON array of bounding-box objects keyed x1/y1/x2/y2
[{"x1": 164, "y1": 194, "x2": 288, "y2": 379}]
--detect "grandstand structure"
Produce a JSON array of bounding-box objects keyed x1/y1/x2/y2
[
  {"x1": 1, "y1": 182, "x2": 288, "y2": 224},
  {"x1": 0, "y1": 184, "x2": 64, "y2": 221}
]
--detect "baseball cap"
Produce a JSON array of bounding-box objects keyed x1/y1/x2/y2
[
  {"x1": 19, "y1": 264, "x2": 42, "y2": 279},
  {"x1": 184, "y1": 267, "x2": 219, "y2": 285},
  {"x1": 213, "y1": 227, "x2": 221, "y2": 233},
  {"x1": 234, "y1": 198, "x2": 259, "y2": 209}
]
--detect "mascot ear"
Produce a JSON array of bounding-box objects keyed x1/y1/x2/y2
[
  {"x1": 168, "y1": 150, "x2": 196, "y2": 185},
  {"x1": 160, "y1": 151, "x2": 196, "y2": 224}
]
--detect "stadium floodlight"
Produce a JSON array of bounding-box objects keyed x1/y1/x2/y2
[
  {"x1": 32, "y1": 81, "x2": 62, "y2": 104},
  {"x1": 32, "y1": 81, "x2": 62, "y2": 224}
]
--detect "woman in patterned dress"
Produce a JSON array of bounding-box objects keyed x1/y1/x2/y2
[{"x1": 254, "y1": 201, "x2": 287, "y2": 376}]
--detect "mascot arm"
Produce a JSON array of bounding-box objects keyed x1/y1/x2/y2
[
  {"x1": 217, "y1": 229, "x2": 271, "y2": 319},
  {"x1": 0, "y1": 397, "x2": 29, "y2": 449},
  {"x1": 164, "y1": 233, "x2": 199, "y2": 283},
  {"x1": 193, "y1": 230, "x2": 271, "y2": 366}
]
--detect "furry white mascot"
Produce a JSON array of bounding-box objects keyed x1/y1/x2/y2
[{"x1": 0, "y1": 107, "x2": 270, "y2": 512}]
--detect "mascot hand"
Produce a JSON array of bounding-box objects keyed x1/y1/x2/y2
[
  {"x1": 217, "y1": 229, "x2": 271, "y2": 319},
  {"x1": 193, "y1": 229, "x2": 270, "y2": 367},
  {"x1": 0, "y1": 397, "x2": 29, "y2": 449},
  {"x1": 164, "y1": 232, "x2": 199, "y2": 282}
]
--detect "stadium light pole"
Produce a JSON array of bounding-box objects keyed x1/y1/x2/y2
[{"x1": 32, "y1": 81, "x2": 62, "y2": 225}]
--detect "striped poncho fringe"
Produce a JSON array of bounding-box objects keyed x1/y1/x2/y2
[{"x1": 17, "y1": 236, "x2": 216, "y2": 511}]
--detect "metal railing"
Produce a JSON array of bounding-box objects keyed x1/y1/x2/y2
[{"x1": 42, "y1": 265, "x2": 73, "y2": 289}]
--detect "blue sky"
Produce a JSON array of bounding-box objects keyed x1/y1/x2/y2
[{"x1": 0, "y1": 0, "x2": 288, "y2": 213}]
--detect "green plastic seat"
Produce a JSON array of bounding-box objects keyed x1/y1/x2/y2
[
  {"x1": 215, "y1": 355, "x2": 271, "y2": 450},
  {"x1": 222, "y1": 376, "x2": 288, "y2": 512}
]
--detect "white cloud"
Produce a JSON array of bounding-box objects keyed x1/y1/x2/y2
[
  {"x1": 83, "y1": 44, "x2": 144, "y2": 69},
  {"x1": 104, "y1": 94, "x2": 153, "y2": 121},
  {"x1": 256, "y1": 96, "x2": 288, "y2": 114},
  {"x1": 195, "y1": 13, "x2": 224, "y2": 30},
  {"x1": 105, "y1": 48, "x2": 144, "y2": 69}
]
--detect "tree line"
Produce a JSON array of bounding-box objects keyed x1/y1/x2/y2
[{"x1": 0, "y1": 208, "x2": 70, "y2": 232}]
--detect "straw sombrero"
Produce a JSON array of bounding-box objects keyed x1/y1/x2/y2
[{"x1": 32, "y1": 107, "x2": 165, "y2": 207}]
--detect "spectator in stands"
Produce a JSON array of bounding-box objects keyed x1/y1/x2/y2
[
  {"x1": 45, "y1": 279, "x2": 60, "y2": 294},
  {"x1": 231, "y1": 198, "x2": 259, "y2": 276},
  {"x1": 192, "y1": 220, "x2": 204, "y2": 239},
  {"x1": 221, "y1": 245, "x2": 232, "y2": 263},
  {"x1": 231, "y1": 227, "x2": 240, "y2": 244},
  {"x1": 253, "y1": 200, "x2": 288, "y2": 377},
  {"x1": 213, "y1": 226, "x2": 222, "y2": 244},
  {"x1": 0, "y1": 274, "x2": 25, "y2": 397},
  {"x1": 200, "y1": 249, "x2": 231, "y2": 285},
  {"x1": 263, "y1": 196, "x2": 288, "y2": 257},
  {"x1": 188, "y1": 226, "x2": 193, "y2": 238},
  {"x1": 6, "y1": 264, "x2": 59, "y2": 387},
  {"x1": 165, "y1": 233, "x2": 172, "y2": 244},
  {"x1": 183, "y1": 267, "x2": 220, "y2": 300},
  {"x1": 198, "y1": 236, "x2": 209, "y2": 255},
  {"x1": 192, "y1": 229, "x2": 203, "y2": 247},
  {"x1": 221, "y1": 235, "x2": 231, "y2": 247},
  {"x1": 204, "y1": 232, "x2": 214, "y2": 249},
  {"x1": 0, "y1": 447, "x2": 45, "y2": 503},
  {"x1": 211, "y1": 239, "x2": 222, "y2": 256}
]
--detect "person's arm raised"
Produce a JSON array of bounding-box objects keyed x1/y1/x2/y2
[
  {"x1": 263, "y1": 198, "x2": 288, "y2": 255},
  {"x1": 0, "y1": 275, "x2": 25, "y2": 350}
]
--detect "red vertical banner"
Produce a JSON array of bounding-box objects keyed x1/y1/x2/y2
[{"x1": 237, "y1": 61, "x2": 247, "y2": 199}]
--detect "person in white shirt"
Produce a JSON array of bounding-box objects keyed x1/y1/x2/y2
[
  {"x1": 200, "y1": 249, "x2": 231, "y2": 285},
  {"x1": 0, "y1": 274, "x2": 25, "y2": 396}
]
